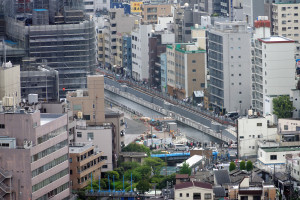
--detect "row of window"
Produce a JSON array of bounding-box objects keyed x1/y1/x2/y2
[
  {"x1": 31, "y1": 140, "x2": 68, "y2": 163},
  {"x1": 36, "y1": 182, "x2": 69, "y2": 200},
  {"x1": 32, "y1": 168, "x2": 69, "y2": 192},
  {"x1": 37, "y1": 125, "x2": 67, "y2": 145},
  {"x1": 32, "y1": 154, "x2": 68, "y2": 178},
  {"x1": 179, "y1": 192, "x2": 212, "y2": 199}
]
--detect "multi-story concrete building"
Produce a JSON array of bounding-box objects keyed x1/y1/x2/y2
[
  {"x1": 0, "y1": 109, "x2": 70, "y2": 200},
  {"x1": 167, "y1": 43, "x2": 206, "y2": 99},
  {"x1": 272, "y1": 0, "x2": 300, "y2": 57},
  {"x1": 122, "y1": 34, "x2": 132, "y2": 77},
  {"x1": 67, "y1": 75, "x2": 125, "y2": 171},
  {"x1": 277, "y1": 118, "x2": 300, "y2": 147},
  {"x1": 174, "y1": 181, "x2": 213, "y2": 200},
  {"x1": 131, "y1": 23, "x2": 153, "y2": 81},
  {"x1": 21, "y1": 65, "x2": 59, "y2": 102},
  {"x1": 243, "y1": 0, "x2": 265, "y2": 27},
  {"x1": 131, "y1": 2, "x2": 143, "y2": 14},
  {"x1": 160, "y1": 53, "x2": 168, "y2": 92},
  {"x1": 97, "y1": 28, "x2": 105, "y2": 67},
  {"x1": 0, "y1": 62, "x2": 20, "y2": 106},
  {"x1": 207, "y1": 21, "x2": 251, "y2": 114},
  {"x1": 69, "y1": 142, "x2": 105, "y2": 190},
  {"x1": 237, "y1": 114, "x2": 277, "y2": 159},
  {"x1": 252, "y1": 18, "x2": 295, "y2": 115},
  {"x1": 290, "y1": 88, "x2": 300, "y2": 118},
  {"x1": 103, "y1": 8, "x2": 140, "y2": 69},
  {"x1": 141, "y1": 3, "x2": 172, "y2": 24}
]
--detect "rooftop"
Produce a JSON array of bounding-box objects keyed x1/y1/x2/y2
[
  {"x1": 40, "y1": 113, "x2": 64, "y2": 125},
  {"x1": 175, "y1": 181, "x2": 212, "y2": 190},
  {"x1": 261, "y1": 146, "x2": 300, "y2": 152},
  {"x1": 258, "y1": 36, "x2": 294, "y2": 43},
  {"x1": 69, "y1": 142, "x2": 94, "y2": 153}
]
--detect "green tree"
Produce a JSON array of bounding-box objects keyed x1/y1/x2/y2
[
  {"x1": 273, "y1": 95, "x2": 294, "y2": 118},
  {"x1": 229, "y1": 161, "x2": 236, "y2": 171},
  {"x1": 156, "y1": 174, "x2": 176, "y2": 189},
  {"x1": 144, "y1": 157, "x2": 165, "y2": 176},
  {"x1": 240, "y1": 160, "x2": 246, "y2": 170},
  {"x1": 246, "y1": 160, "x2": 253, "y2": 171},
  {"x1": 104, "y1": 171, "x2": 120, "y2": 180},
  {"x1": 121, "y1": 161, "x2": 141, "y2": 171},
  {"x1": 124, "y1": 170, "x2": 142, "y2": 182},
  {"x1": 136, "y1": 165, "x2": 151, "y2": 179},
  {"x1": 179, "y1": 162, "x2": 192, "y2": 176},
  {"x1": 122, "y1": 143, "x2": 151, "y2": 156},
  {"x1": 136, "y1": 179, "x2": 151, "y2": 193}
]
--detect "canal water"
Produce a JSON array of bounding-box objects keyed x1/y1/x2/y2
[{"x1": 105, "y1": 90, "x2": 220, "y2": 144}]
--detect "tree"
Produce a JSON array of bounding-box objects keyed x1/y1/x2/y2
[
  {"x1": 104, "y1": 171, "x2": 120, "y2": 180},
  {"x1": 246, "y1": 160, "x2": 253, "y2": 171},
  {"x1": 240, "y1": 160, "x2": 246, "y2": 170},
  {"x1": 229, "y1": 161, "x2": 236, "y2": 171},
  {"x1": 144, "y1": 157, "x2": 165, "y2": 176},
  {"x1": 121, "y1": 161, "x2": 141, "y2": 171},
  {"x1": 179, "y1": 162, "x2": 192, "y2": 176},
  {"x1": 273, "y1": 95, "x2": 294, "y2": 118},
  {"x1": 135, "y1": 165, "x2": 151, "y2": 179},
  {"x1": 136, "y1": 179, "x2": 151, "y2": 193},
  {"x1": 122, "y1": 143, "x2": 151, "y2": 156},
  {"x1": 124, "y1": 170, "x2": 142, "y2": 182}
]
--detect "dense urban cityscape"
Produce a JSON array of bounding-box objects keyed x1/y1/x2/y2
[{"x1": 0, "y1": 0, "x2": 300, "y2": 199}]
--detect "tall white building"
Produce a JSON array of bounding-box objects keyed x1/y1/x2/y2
[
  {"x1": 83, "y1": 0, "x2": 110, "y2": 16},
  {"x1": 207, "y1": 21, "x2": 252, "y2": 114},
  {"x1": 252, "y1": 17, "x2": 295, "y2": 115},
  {"x1": 131, "y1": 23, "x2": 153, "y2": 81}
]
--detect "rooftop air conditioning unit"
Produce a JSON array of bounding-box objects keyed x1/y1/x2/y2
[
  {"x1": 2, "y1": 97, "x2": 13, "y2": 107},
  {"x1": 78, "y1": 111, "x2": 83, "y2": 119}
]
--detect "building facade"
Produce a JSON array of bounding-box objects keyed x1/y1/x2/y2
[
  {"x1": 0, "y1": 111, "x2": 70, "y2": 200},
  {"x1": 252, "y1": 19, "x2": 295, "y2": 115},
  {"x1": 174, "y1": 181, "x2": 213, "y2": 200},
  {"x1": 208, "y1": 21, "x2": 251, "y2": 114},
  {"x1": 141, "y1": 3, "x2": 172, "y2": 24}
]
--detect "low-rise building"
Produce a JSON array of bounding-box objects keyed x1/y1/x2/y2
[
  {"x1": 174, "y1": 181, "x2": 213, "y2": 200},
  {"x1": 69, "y1": 142, "x2": 105, "y2": 190},
  {"x1": 141, "y1": 3, "x2": 173, "y2": 24},
  {"x1": 237, "y1": 113, "x2": 277, "y2": 159},
  {"x1": 278, "y1": 118, "x2": 300, "y2": 147},
  {"x1": 228, "y1": 177, "x2": 276, "y2": 200}
]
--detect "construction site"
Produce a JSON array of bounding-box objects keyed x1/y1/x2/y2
[{"x1": 1, "y1": 0, "x2": 97, "y2": 97}]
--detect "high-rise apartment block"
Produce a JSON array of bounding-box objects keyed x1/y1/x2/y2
[
  {"x1": 207, "y1": 21, "x2": 252, "y2": 114},
  {"x1": 252, "y1": 18, "x2": 295, "y2": 115},
  {"x1": 0, "y1": 109, "x2": 70, "y2": 200},
  {"x1": 272, "y1": 0, "x2": 300, "y2": 57}
]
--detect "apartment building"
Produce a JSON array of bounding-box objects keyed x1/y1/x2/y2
[
  {"x1": 69, "y1": 142, "x2": 105, "y2": 190},
  {"x1": 0, "y1": 109, "x2": 70, "y2": 200},
  {"x1": 122, "y1": 34, "x2": 132, "y2": 77},
  {"x1": 97, "y1": 29, "x2": 105, "y2": 66},
  {"x1": 0, "y1": 62, "x2": 20, "y2": 106},
  {"x1": 237, "y1": 113, "x2": 277, "y2": 159},
  {"x1": 131, "y1": 23, "x2": 153, "y2": 81},
  {"x1": 141, "y1": 3, "x2": 172, "y2": 24},
  {"x1": 114, "y1": 33, "x2": 124, "y2": 74},
  {"x1": 272, "y1": 1, "x2": 300, "y2": 57},
  {"x1": 67, "y1": 75, "x2": 125, "y2": 171},
  {"x1": 252, "y1": 18, "x2": 295, "y2": 115},
  {"x1": 160, "y1": 53, "x2": 168, "y2": 92},
  {"x1": 243, "y1": 0, "x2": 265, "y2": 26},
  {"x1": 207, "y1": 21, "x2": 251, "y2": 114},
  {"x1": 103, "y1": 8, "x2": 140, "y2": 69},
  {"x1": 166, "y1": 43, "x2": 206, "y2": 99}
]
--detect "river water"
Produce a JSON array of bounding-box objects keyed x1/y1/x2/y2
[{"x1": 105, "y1": 90, "x2": 220, "y2": 144}]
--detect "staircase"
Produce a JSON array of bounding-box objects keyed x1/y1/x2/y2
[{"x1": 0, "y1": 168, "x2": 12, "y2": 199}]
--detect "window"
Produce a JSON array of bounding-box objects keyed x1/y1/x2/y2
[
  {"x1": 239, "y1": 91, "x2": 242, "y2": 94},
  {"x1": 193, "y1": 79, "x2": 196, "y2": 81},
  {"x1": 103, "y1": 165, "x2": 108, "y2": 168},
  {"x1": 186, "y1": 193, "x2": 189, "y2": 197},
  {"x1": 295, "y1": 20, "x2": 299, "y2": 23},
  {"x1": 180, "y1": 193, "x2": 182, "y2": 197},
  {"x1": 239, "y1": 82, "x2": 242, "y2": 85},
  {"x1": 77, "y1": 132, "x2": 82, "y2": 138},
  {"x1": 240, "y1": 136, "x2": 244, "y2": 139},
  {"x1": 270, "y1": 155, "x2": 277, "y2": 160},
  {"x1": 284, "y1": 125, "x2": 289, "y2": 130},
  {"x1": 239, "y1": 73, "x2": 241, "y2": 76},
  {"x1": 231, "y1": 74, "x2": 234, "y2": 76},
  {"x1": 205, "y1": 193, "x2": 212, "y2": 199},
  {"x1": 87, "y1": 132, "x2": 94, "y2": 140},
  {"x1": 83, "y1": 115, "x2": 90, "y2": 120},
  {"x1": 192, "y1": 60, "x2": 196, "y2": 63},
  {"x1": 192, "y1": 69, "x2": 196, "y2": 72},
  {"x1": 239, "y1": 101, "x2": 242, "y2": 103},
  {"x1": 0, "y1": 124, "x2": 5, "y2": 129},
  {"x1": 193, "y1": 193, "x2": 201, "y2": 199},
  {"x1": 201, "y1": 83, "x2": 205, "y2": 87},
  {"x1": 257, "y1": 123, "x2": 262, "y2": 126},
  {"x1": 295, "y1": 13, "x2": 299, "y2": 16}
]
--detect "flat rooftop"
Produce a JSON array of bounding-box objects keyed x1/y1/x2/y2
[
  {"x1": 40, "y1": 113, "x2": 64, "y2": 125},
  {"x1": 69, "y1": 142, "x2": 93, "y2": 153},
  {"x1": 261, "y1": 146, "x2": 300, "y2": 152},
  {"x1": 259, "y1": 36, "x2": 294, "y2": 43}
]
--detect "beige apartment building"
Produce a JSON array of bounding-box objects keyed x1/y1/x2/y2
[
  {"x1": 166, "y1": 43, "x2": 206, "y2": 100},
  {"x1": 272, "y1": 2, "x2": 300, "y2": 56},
  {"x1": 97, "y1": 29, "x2": 105, "y2": 65},
  {"x1": 69, "y1": 142, "x2": 105, "y2": 190},
  {"x1": 141, "y1": 4, "x2": 172, "y2": 24},
  {"x1": 0, "y1": 62, "x2": 20, "y2": 106},
  {"x1": 67, "y1": 75, "x2": 125, "y2": 171}
]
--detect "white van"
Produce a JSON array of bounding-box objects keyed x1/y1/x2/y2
[{"x1": 174, "y1": 144, "x2": 189, "y2": 151}]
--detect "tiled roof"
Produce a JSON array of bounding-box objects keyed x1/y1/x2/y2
[
  {"x1": 175, "y1": 181, "x2": 212, "y2": 190},
  {"x1": 176, "y1": 174, "x2": 189, "y2": 179}
]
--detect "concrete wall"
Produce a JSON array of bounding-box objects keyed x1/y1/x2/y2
[{"x1": 175, "y1": 186, "x2": 213, "y2": 200}]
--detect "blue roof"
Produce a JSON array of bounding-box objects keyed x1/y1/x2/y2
[
  {"x1": 4, "y1": 40, "x2": 17, "y2": 45},
  {"x1": 33, "y1": 9, "x2": 48, "y2": 11}
]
